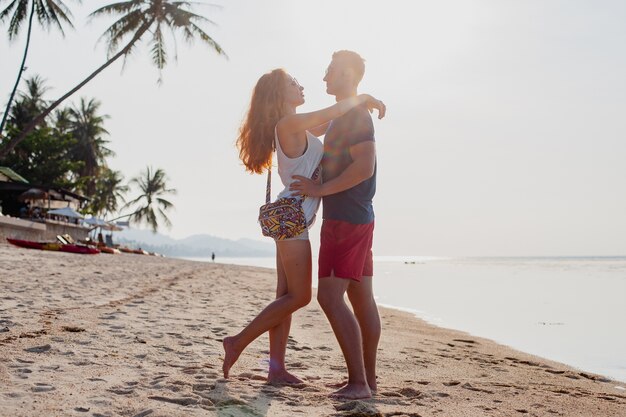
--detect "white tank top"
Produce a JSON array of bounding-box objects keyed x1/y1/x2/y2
[{"x1": 275, "y1": 129, "x2": 323, "y2": 225}]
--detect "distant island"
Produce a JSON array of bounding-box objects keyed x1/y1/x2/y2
[{"x1": 115, "y1": 228, "x2": 275, "y2": 258}]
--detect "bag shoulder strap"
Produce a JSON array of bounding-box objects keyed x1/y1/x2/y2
[{"x1": 265, "y1": 167, "x2": 272, "y2": 204}]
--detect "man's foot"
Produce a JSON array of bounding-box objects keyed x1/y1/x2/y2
[
  {"x1": 267, "y1": 369, "x2": 304, "y2": 385},
  {"x1": 222, "y1": 336, "x2": 241, "y2": 378},
  {"x1": 330, "y1": 382, "x2": 372, "y2": 400}
]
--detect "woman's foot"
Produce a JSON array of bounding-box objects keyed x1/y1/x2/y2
[
  {"x1": 267, "y1": 368, "x2": 304, "y2": 385},
  {"x1": 330, "y1": 382, "x2": 372, "y2": 400},
  {"x1": 367, "y1": 377, "x2": 377, "y2": 393},
  {"x1": 222, "y1": 336, "x2": 242, "y2": 378}
]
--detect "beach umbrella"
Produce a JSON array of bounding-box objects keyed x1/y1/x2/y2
[
  {"x1": 17, "y1": 188, "x2": 48, "y2": 202},
  {"x1": 84, "y1": 217, "x2": 108, "y2": 227},
  {"x1": 85, "y1": 217, "x2": 123, "y2": 231},
  {"x1": 47, "y1": 207, "x2": 84, "y2": 219}
]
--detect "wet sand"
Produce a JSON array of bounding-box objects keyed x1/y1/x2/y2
[{"x1": 1, "y1": 243, "x2": 625, "y2": 416}]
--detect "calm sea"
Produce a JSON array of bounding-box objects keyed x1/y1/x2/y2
[{"x1": 182, "y1": 255, "x2": 626, "y2": 384}]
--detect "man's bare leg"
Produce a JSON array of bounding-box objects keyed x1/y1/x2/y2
[
  {"x1": 347, "y1": 276, "x2": 380, "y2": 391},
  {"x1": 317, "y1": 274, "x2": 371, "y2": 399}
]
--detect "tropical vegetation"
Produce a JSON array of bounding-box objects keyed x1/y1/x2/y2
[
  {"x1": 0, "y1": 0, "x2": 225, "y2": 232},
  {"x1": 2, "y1": 75, "x2": 177, "y2": 231},
  {"x1": 0, "y1": 0, "x2": 226, "y2": 159},
  {"x1": 0, "y1": 0, "x2": 78, "y2": 136}
]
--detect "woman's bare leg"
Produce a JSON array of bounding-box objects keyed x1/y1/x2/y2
[
  {"x1": 223, "y1": 239, "x2": 312, "y2": 378},
  {"x1": 268, "y1": 244, "x2": 303, "y2": 384}
]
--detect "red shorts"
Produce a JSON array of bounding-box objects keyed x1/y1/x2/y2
[{"x1": 318, "y1": 219, "x2": 374, "y2": 282}]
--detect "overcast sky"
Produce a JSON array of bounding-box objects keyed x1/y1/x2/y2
[{"x1": 1, "y1": 0, "x2": 625, "y2": 256}]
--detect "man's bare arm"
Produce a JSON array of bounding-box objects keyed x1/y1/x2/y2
[{"x1": 290, "y1": 141, "x2": 376, "y2": 197}]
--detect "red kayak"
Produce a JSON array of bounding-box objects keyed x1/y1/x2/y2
[{"x1": 7, "y1": 238, "x2": 100, "y2": 255}]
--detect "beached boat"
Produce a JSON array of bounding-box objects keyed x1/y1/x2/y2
[
  {"x1": 7, "y1": 238, "x2": 100, "y2": 255},
  {"x1": 118, "y1": 247, "x2": 149, "y2": 255},
  {"x1": 98, "y1": 246, "x2": 121, "y2": 255}
]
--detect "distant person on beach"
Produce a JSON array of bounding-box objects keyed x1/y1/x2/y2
[
  {"x1": 290, "y1": 50, "x2": 382, "y2": 399},
  {"x1": 211, "y1": 252, "x2": 215, "y2": 262},
  {"x1": 223, "y1": 68, "x2": 385, "y2": 384}
]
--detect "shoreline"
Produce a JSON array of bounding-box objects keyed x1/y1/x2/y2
[
  {"x1": 1, "y1": 244, "x2": 625, "y2": 416},
  {"x1": 189, "y1": 255, "x2": 626, "y2": 385}
]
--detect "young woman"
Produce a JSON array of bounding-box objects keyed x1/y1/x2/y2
[{"x1": 225, "y1": 68, "x2": 385, "y2": 384}]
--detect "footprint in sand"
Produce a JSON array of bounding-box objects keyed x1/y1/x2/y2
[
  {"x1": 108, "y1": 387, "x2": 135, "y2": 395},
  {"x1": 334, "y1": 400, "x2": 381, "y2": 415},
  {"x1": 24, "y1": 344, "x2": 51, "y2": 353},
  {"x1": 148, "y1": 396, "x2": 202, "y2": 406},
  {"x1": 399, "y1": 387, "x2": 422, "y2": 398},
  {"x1": 131, "y1": 410, "x2": 154, "y2": 417},
  {"x1": 381, "y1": 391, "x2": 403, "y2": 398},
  {"x1": 31, "y1": 383, "x2": 55, "y2": 393},
  {"x1": 461, "y1": 382, "x2": 494, "y2": 394}
]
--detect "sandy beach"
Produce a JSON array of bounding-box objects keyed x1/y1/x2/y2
[{"x1": 1, "y1": 243, "x2": 625, "y2": 417}]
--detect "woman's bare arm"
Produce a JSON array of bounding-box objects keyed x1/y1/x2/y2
[
  {"x1": 277, "y1": 94, "x2": 385, "y2": 137},
  {"x1": 308, "y1": 121, "x2": 331, "y2": 137}
]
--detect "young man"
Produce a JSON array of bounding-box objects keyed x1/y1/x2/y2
[{"x1": 290, "y1": 50, "x2": 385, "y2": 399}]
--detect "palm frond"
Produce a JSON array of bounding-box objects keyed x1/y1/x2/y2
[
  {"x1": 187, "y1": 21, "x2": 226, "y2": 56},
  {"x1": 165, "y1": 5, "x2": 217, "y2": 27},
  {"x1": 156, "y1": 197, "x2": 174, "y2": 209},
  {"x1": 95, "y1": 8, "x2": 145, "y2": 56},
  {"x1": 2, "y1": 0, "x2": 77, "y2": 39},
  {"x1": 88, "y1": 0, "x2": 141, "y2": 20},
  {"x1": 156, "y1": 207, "x2": 172, "y2": 228},
  {"x1": 149, "y1": 22, "x2": 167, "y2": 70},
  {"x1": 43, "y1": 0, "x2": 76, "y2": 36},
  {"x1": 0, "y1": 0, "x2": 20, "y2": 22},
  {"x1": 5, "y1": 0, "x2": 28, "y2": 39}
]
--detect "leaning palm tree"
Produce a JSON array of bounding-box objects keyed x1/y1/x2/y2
[
  {"x1": 123, "y1": 166, "x2": 176, "y2": 232},
  {"x1": 0, "y1": 0, "x2": 78, "y2": 136},
  {"x1": 0, "y1": 0, "x2": 226, "y2": 159},
  {"x1": 68, "y1": 97, "x2": 113, "y2": 195}
]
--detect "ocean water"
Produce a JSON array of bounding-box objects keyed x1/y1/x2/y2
[{"x1": 183, "y1": 255, "x2": 626, "y2": 383}]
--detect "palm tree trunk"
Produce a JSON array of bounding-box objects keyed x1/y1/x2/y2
[
  {"x1": 108, "y1": 209, "x2": 141, "y2": 222},
  {"x1": 0, "y1": 1, "x2": 36, "y2": 136},
  {"x1": 0, "y1": 21, "x2": 152, "y2": 160}
]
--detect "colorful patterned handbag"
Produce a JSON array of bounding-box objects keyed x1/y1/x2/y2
[{"x1": 258, "y1": 167, "x2": 319, "y2": 240}]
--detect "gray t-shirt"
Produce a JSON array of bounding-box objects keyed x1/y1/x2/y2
[{"x1": 322, "y1": 105, "x2": 376, "y2": 224}]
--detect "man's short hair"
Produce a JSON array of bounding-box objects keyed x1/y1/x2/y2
[{"x1": 332, "y1": 50, "x2": 366, "y2": 84}]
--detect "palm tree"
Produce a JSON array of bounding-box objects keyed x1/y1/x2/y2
[
  {"x1": 52, "y1": 106, "x2": 72, "y2": 135},
  {"x1": 123, "y1": 166, "x2": 176, "y2": 232},
  {"x1": 6, "y1": 74, "x2": 50, "y2": 129},
  {"x1": 88, "y1": 167, "x2": 129, "y2": 217},
  {"x1": 0, "y1": 0, "x2": 226, "y2": 159},
  {"x1": 68, "y1": 97, "x2": 113, "y2": 195},
  {"x1": 2, "y1": 75, "x2": 80, "y2": 188},
  {"x1": 0, "y1": 0, "x2": 77, "y2": 136}
]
